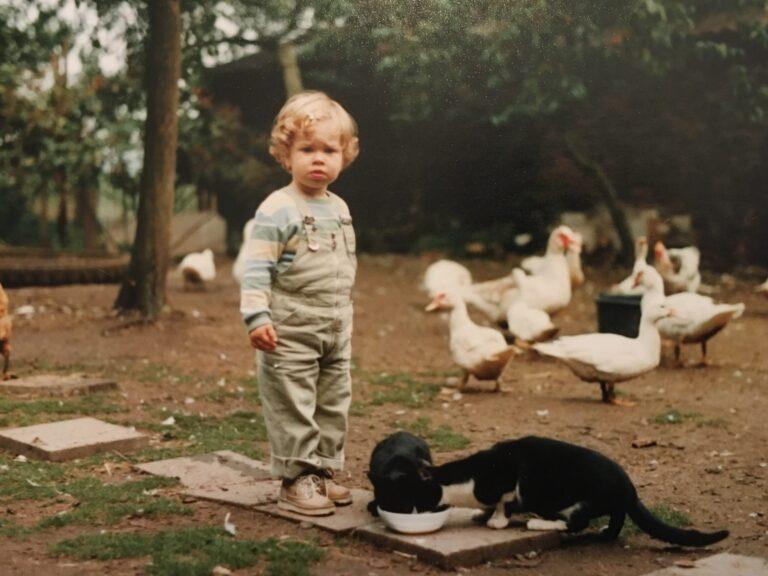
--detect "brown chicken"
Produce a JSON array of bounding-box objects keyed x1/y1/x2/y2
[{"x1": 0, "y1": 283, "x2": 12, "y2": 379}]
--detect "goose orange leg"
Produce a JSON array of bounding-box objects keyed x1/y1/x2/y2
[
  {"x1": 600, "y1": 382, "x2": 635, "y2": 407},
  {"x1": 674, "y1": 343, "x2": 684, "y2": 367},
  {"x1": 458, "y1": 370, "x2": 469, "y2": 392},
  {"x1": 697, "y1": 341, "x2": 710, "y2": 367},
  {"x1": 1, "y1": 341, "x2": 10, "y2": 380}
]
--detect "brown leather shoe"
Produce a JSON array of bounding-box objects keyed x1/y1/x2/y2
[
  {"x1": 278, "y1": 474, "x2": 335, "y2": 516},
  {"x1": 319, "y1": 475, "x2": 352, "y2": 506}
]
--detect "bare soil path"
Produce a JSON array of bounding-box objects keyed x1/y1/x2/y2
[{"x1": 2, "y1": 255, "x2": 766, "y2": 575}]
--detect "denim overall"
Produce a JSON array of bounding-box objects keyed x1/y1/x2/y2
[{"x1": 257, "y1": 185, "x2": 357, "y2": 479}]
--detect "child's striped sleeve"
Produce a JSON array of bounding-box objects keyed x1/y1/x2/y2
[{"x1": 240, "y1": 192, "x2": 300, "y2": 332}]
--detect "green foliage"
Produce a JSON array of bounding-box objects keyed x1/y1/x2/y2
[
  {"x1": 392, "y1": 417, "x2": 470, "y2": 452},
  {"x1": 0, "y1": 393, "x2": 124, "y2": 427},
  {"x1": 0, "y1": 457, "x2": 67, "y2": 503},
  {"x1": 653, "y1": 409, "x2": 701, "y2": 425},
  {"x1": 52, "y1": 527, "x2": 324, "y2": 576},
  {"x1": 363, "y1": 371, "x2": 442, "y2": 409},
  {"x1": 37, "y1": 476, "x2": 190, "y2": 529},
  {"x1": 141, "y1": 411, "x2": 267, "y2": 459},
  {"x1": 621, "y1": 503, "x2": 692, "y2": 537},
  {"x1": 2, "y1": 0, "x2": 767, "y2": 264}
]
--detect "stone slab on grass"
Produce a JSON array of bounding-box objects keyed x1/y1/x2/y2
[
  {"x1": 254, "y1": 488, "x2": 375, "y2": 534},
  {"x1": 355, "y1": 508, "x2": 561, "y2": 569},
  {"x1": 135, "y1": 450, "x2": 272, "y2": 489},
  {"x1": 0, "y1": 373, "x2": 117, "y2": 396},
  {"x1": 185, "y1": 481, "x2": 281, "y2": 507},
  {"x1": 641, "y1": 553, "x2": 768, "y2": 576},
  {"x1": 0, "y1": 417, "x2": 146, "y2": 461}
]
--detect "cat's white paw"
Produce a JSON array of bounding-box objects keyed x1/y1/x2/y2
[
  {"x1": 486, "y1": 515, "x2": 509, "y2": 530},
  {"x1": 526, "y1": 518, "x2": 568, "y2": 531}
]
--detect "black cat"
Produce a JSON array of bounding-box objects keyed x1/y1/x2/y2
[
  {"x1": 417, "y1": 435, "x2": 728, "y2": 547},
  {"x1": 366, "y1": 431, "x2": 442, "y2": 516}
]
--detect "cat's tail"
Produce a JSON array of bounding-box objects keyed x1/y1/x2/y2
[{"x1": 629, "y1": 500, "x2": 729, "y2": 547}]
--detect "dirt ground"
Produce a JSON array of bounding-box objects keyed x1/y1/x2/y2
[{"x1": 3, "y1": 254, "x2": 768, "y2": 575}]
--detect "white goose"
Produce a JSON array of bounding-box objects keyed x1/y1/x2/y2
[
  {"x1": 422, "y1": 260, "x2": 511, "y2": 320},
  {"x1": 634, "y1": 265, "x2": 744, "y2": 366},
  {"x1": 533, "y1": 286, "x2": 672, "y2": 405},
  {"x1": 179, "y1": 248, "x2": 216, "y2": 288},
  {"x1": 422, "y1": 260, "x2": 473, "y2": 298},
  {"x1": 654, "y1": 241, "x2": 701, "y2": 294},
  {"x1": 522, "y1": 230, "x2": 585, "y2": 288},
  {"x1": 506, "y1": 302, "x2": 559, "y2": 344},
  {"x1": 756, "y1": 278, "x2": 768, "y2": 296},
  {"x1": 499, "y1": 226, "x2": 576, "y2": 316},
  {"x1": 611, "y1": 237, "x2": 649, "y2": 295},
  {"x1": 233, "y1": 218, "x2": 256, "y2": 284},
  {"x1": 426, "y1": 291, "x2": 519, "y2": 392}
]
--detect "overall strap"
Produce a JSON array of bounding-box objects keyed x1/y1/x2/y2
[
  {"x1": 284, "y1": 186, "x2": 320, "y2": 251},
  {"x1": 327, "y1": 191, "x2": 352, "y2": 224}
]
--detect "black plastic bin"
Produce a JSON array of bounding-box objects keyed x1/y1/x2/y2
[{"x1": 596, "y1": 294, "x2": 642, "y2": 338}]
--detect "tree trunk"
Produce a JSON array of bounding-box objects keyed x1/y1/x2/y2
[
  {"x1": 565, "y1": 135, "x2": 634, "y2": 265},
  {"x1": 75, "y1": 184, "x2": 100, "y2": 251},
  {"x1": 38, "y1": 186, "x2": 50, "y2": 248},
  {"x1": 277, "y1": 41, "x2": 303, "y2": 97},
  {"x1": 114, "y1": 0, "x2": 181, "y2": 318},
  {"x1": 55, "y1": 170, "x2": 69, "y2": 249}
]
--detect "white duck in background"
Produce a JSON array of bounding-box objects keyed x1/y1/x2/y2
[
  {"x1": 506, "y1": 302, "x2": 559, "y2": 344},
  {"x1": 422, "y1": 260, "x2": 507, "y2": 320},
  {"x1": 179, "y1": 248, "x2": 216, "y2": 288},
  {"x1": 633, "y1": 265, "x2": 745, "y2": 366},
  {"x1": 422, "y1": 260, "x2": 473, "y2": 298},
  {"x1": 533, "y1": 290, "x2": 672, "y2": 405},
  {"x1": 233, "y1": 218, "x2": 256, "y2": 284},
  {"x1": 426, "y1": 291, "x2": 519, "y2": 392},
  {"x1": 611, "y1": 237, "x2": 649, "y2": 295},
  {"x1": 654, "y1": 241, "x2": 701, "y2": 294},
  {"x1": 461, "y1": 274, "x2": 517, "y2": 323},
  {"x1": 522, "y1": 230, "x2": 585, "y2": 288},
  {"x1": 756, "y1": 278, "x2": 768, "y2": 296},
  {"x1": 499, "y1": 226, "x2": 577, "y2": 316}
]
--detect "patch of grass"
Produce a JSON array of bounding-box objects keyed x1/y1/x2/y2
[
  {"x1": 52, "y1": 527, "x2": 324, "y2": 576},
  {"x1": 392, "y1": 417, "x2": 470, "y2": 452},
  {"x1": 621, "y1": 503, "x2": 692, "y2": 537},
  {"x1": 0, "y1": 394, "x2": 125, "y2": 427},
  {"x1": 363, "y1": 371, "x2": 441, "y2": 409},
  {"x1": 37, "y1": 476, "x2": 190, "y2": 529},
  {"x1": 203, "y1": 378, "x2": 260, "y2": 405},
  {"x1": 695, "y1": 417, "x2": 728, "y2": 428},
  {"x1": 0, "y1": 457, "x2": 68, "y2": 503},
  {"x1": 653, "y1": 409, "x2": 700, "y2": 425},
  {"x1": 349, "y1": 401, "x2": 369, "y2": 417},
  {"x1": 139, "y1": 411, "x2": 267, "y2": 460},
  {"x1": 133, "y1": 363, "x2": 194, "y2": 385},
  {"x1": 0, "y1": 517, "x2": 35, "y2": 539}
]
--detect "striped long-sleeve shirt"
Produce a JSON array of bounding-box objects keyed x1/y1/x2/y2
[{"x1": 240, "y1": 186, "x2": 351, "y2": 332}]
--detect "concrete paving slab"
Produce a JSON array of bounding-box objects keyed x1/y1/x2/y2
[
  {"x1": 0, "y1": 373, "x2": 117, "y2": 396},
  {"x1": 185, "y1": 480, "x2": 281, "y2": 507},
  {"x1": 135, "y1": 450, "x2": 272, "y2": 489},
  {"x1": 254, "y1": 488, "x2": 375, "y2": 534},
  {"x1": 641, "y1": 553, "x2": 768, "y2": 576},
  {"x1": 0, "y1": 417, "x2": 146, "y2": 461},
  {"x1": 356, "y1": 508, "x2": 561, "y2": 569}
]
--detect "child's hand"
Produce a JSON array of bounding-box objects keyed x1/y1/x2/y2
[{"x1": 249, "y1": 324, "x2": 278, "y2": 351}]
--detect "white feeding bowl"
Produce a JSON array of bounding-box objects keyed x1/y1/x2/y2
[{"x1": 377, "y1": 506, "x2": 450, "y2": 534}]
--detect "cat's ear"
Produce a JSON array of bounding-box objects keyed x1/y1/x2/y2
[{"x1": 417, "y1": 459, "x2": 434, "y2": 481}]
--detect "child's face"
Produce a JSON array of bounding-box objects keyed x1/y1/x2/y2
[{"x1": 287, "y1": 119, "x2": 344, "y2": 196}]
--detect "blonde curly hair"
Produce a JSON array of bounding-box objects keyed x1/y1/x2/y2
[{"x1": 269, "y1": 91, "x2": 359, "y2": 171}]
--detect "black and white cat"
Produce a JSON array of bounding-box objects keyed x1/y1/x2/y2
[
  {"x1": 418, "y1": 436, "x2": 728, "y2": 547},
  {"x1": 367, "y1": 431, "x2": 442, "y2": 516}
]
